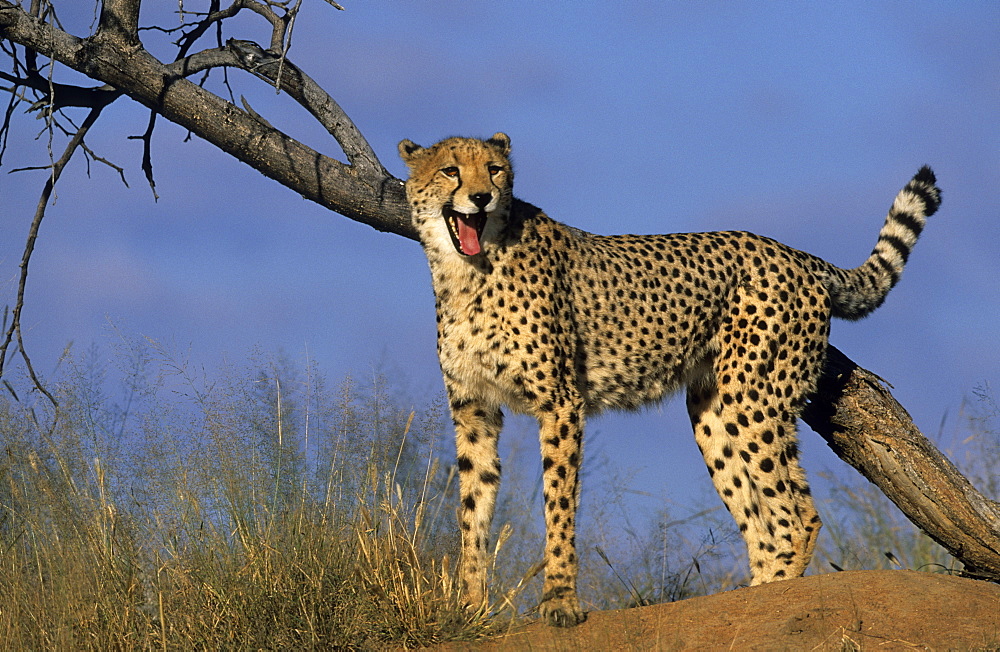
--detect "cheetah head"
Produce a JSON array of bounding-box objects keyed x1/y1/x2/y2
[{"x1": 398, "y1": 133, "x2": 512, "y2": 257}]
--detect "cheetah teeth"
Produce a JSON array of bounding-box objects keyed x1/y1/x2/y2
[{"x1": 444, "y1": 206, "x2": 487, "y2": 256}]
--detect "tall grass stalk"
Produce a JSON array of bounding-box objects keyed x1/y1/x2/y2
[{"x1": 0, "y1": 345, "x2": 505, "y2": 649}]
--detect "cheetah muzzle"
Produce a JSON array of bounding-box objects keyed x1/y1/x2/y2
[
  {"x1": 443, "y1": 204, "x2": 488, "y2": 256},
  {"x1": 398, "y1": 132, "x2": 941, "y2": 627}
]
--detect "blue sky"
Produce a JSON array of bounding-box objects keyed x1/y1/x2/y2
[{"x1": 2, "y1": 2, "x2": 998, "y2": 548}]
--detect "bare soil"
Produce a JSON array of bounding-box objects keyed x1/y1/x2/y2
[{"x1": 436, "y1": 570, "x2": 1000, "y2": 651}]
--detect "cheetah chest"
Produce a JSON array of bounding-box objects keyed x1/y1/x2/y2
[{"x1": 433, "y1": 285, "x2": 540, "y2": 412}]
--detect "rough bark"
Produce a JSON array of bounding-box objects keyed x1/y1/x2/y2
[
  {"x1": 0, "y1": 1, "x2": 415, "y2": 239},
  {"x1": 802, "y1": 346, "x2": 1000, "y2": 581}
]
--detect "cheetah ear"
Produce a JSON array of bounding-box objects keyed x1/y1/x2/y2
[
  {"x1": 487, "y1": 132, "x2": 511, "y2": 155},
  {"x1": 398, "y1": 139, "x2": 425, "y2": 165}
]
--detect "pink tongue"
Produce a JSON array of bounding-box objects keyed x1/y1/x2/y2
[{"x1": 457, "y1": 214, "x2": 481, "y2": 255}]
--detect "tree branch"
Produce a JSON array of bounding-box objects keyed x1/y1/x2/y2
[
  {"x1": 802, "y1": 346, "x2": 1000, "y2": 581},
  {"x1": 0, "y1": 0, "x2": 415, "y2": 238},
  {"x1": 95, "y1": 0, "x2": 141, "y2": 48},
  {"x1": 0, "y1": 69, "x2": 120, "y2": 110},
  {"x1": 220, "y1": 39, "x2": 385, "y2": 174},
  {"x1": 0, "y1": 103, "x2": 107, "y2": 406}
]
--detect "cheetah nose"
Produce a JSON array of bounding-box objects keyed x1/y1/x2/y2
[{"x1": 469, "y1": 193, "x2": 493, "y2": 209}]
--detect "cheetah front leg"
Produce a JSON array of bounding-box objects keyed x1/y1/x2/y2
[
  {"x1": 448, "y1": 393, "x2": 504, "y2": 613},
  {"x1": 536, "y1": 404, "x2": 586, "y2": 627}
]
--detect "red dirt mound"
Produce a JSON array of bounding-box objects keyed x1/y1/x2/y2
[{"x1": 437, "y1": 570, "x2": 1000, "y2": 650}]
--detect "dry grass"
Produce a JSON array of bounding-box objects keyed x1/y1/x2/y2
[
  {"x1": 1, "y1": 338, "x2": 993, "y2": 648},
  {"x1": 0, "y1": 344, "x2": 507, "y2": 649}
]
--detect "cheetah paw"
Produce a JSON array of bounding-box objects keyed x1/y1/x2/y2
[{"x1": 539, "y1": 595, "x2": 586, "y2": 627}]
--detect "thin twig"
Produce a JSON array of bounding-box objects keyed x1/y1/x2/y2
[
  {"x1": 127, "y1": 109, "x2": 159, "y2": 200},
  {"x1": 0, "y1": 103, "x2": 106, "y2": 406},
  {"x1": 81, "y1": 140, "x2": 129, "y2": 186}
]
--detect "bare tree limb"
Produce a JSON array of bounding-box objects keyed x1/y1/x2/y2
[
  {"x1": 802, "y1": 346, "x2": 1000, "y2": 582},
  {"x1": 0, "y1": 69, "x2": 119, "y2": 110},
  {"x1": 0, "y1": 102, "x2": 107, "y2": 405},
  {"x1": 130, "y1": 107, "x2": 159, "y2": 199},
  {"x1": 0, "y1": 0, "x2": 415, "y2": 238},
  {"x1": 95, "y1": 0, "x2": 141, "y2": 48},
  {"x1": 221, "y1": 39, "x2": 385, "y2": 174}
]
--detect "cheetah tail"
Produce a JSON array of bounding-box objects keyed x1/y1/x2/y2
[{"x1": 821, "y1": 166, "x2": 941, "y2": 321}]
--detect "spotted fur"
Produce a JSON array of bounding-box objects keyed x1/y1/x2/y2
[{"x1": 398, "y1": 133, "x2": 940, "y2": 627}]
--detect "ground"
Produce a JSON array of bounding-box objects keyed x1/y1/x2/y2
[{"x1": 436, "y1": 570, "x2": 1000, "y2": 650}]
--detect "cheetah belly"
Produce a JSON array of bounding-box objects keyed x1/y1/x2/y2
[{"x1": 577, "y1": 344, "x2": 706, "y2": 413}]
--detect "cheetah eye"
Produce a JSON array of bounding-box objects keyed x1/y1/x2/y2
[
  {"x1": 441, "y1": 167, "x2": 459, "y2": 178},
  {"x1": 488, "y1": 165, "x2": 503, "y2": 176}
]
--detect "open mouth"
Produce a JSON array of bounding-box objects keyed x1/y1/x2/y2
[{"x1": 444, "y1": 206, "x2": 487, "y2": 256}]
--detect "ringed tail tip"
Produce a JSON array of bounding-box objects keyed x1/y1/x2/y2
[{"x1": 909, "y1": 165, "x2": 941, "y2": 218}]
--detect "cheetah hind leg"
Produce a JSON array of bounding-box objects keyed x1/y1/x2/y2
[
  {"x1": 686, "y1": 383, "x2": 821, "y2": 584},
  {"x1": 786, "y1": 439, "x2": 822, "y2": 570}
]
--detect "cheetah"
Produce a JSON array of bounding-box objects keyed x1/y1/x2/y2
[{"x1": 398, "y1": 133, "x2": 941, "y2": 627}]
